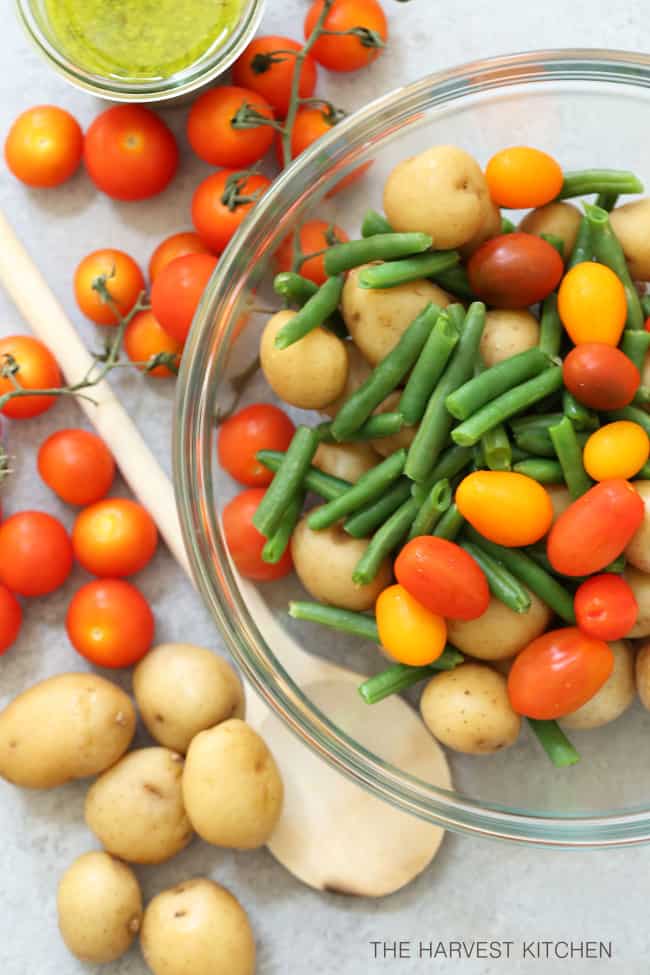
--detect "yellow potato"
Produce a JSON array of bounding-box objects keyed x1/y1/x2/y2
[
  {"x1": 562, "y1": 641, "x2": 635, "y2": 730},
  {"x1": 610, "y1": 199, "x2": 650, "y2": 280},
  {"x1": 635, "y1": 641, "x2": 650, "y2": 710},
  {"x1": 624, "y1": 566, "x2": 650, "y2": 637},
  {"x1": 260, "y1": 310, "x2": 348, "y2": 409},
  {"x1": 460, "y1": 195, "x2": 502, "y2": 257},
  {"x1": 313, "y1": 441, "x2": 379, "y2": 483},
  {"x1": 546, "y1": 483, "x2": 572, "y2": 521},
  {"x1": 479, "y1": 308, "x2": 540, "y2": 366},
  {"x1": 447, "y1": 590, "x2": 551, "y2": 661},
  {"x1": 321, "y1": 343, "x2": 372, "y2": 418},
  {"x1": 626, "y1": 481, "x2": 650, "y2": 572},
  {"x1": 519, "y1": 201, "x2": 581, "y2": 256},
  {"x1": 371, "y1": 391, "x2": 418, "y2": 457}
]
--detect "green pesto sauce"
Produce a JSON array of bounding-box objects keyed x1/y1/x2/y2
[{"x1": 44, "y1": 0, "x2": 244, "y2": 80}]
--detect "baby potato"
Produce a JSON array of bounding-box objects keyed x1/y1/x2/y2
[
  {"x1": 383, "y1": 145, "x2": 490, "y2": 249},
  {"x1": 133, "y1": 643, "x2": 245, "y2": 754},
  {"x1": 313, "y1": 441, "x2": 379, "y2": 483},
  {"x1": 0, "y1": 673, "x2": 135, "y2": 789},
  {"x1": 420, "y1": 663, "x2": 521, "y2": 755},
  {"x1": 519, "y1": 201, "x2": 582, "y2": 256},
  {"x1": 624, "y1": 566, "x2": 650, "y2": 637},
  {"x1": 85, "y1": 748, "x2": 193, "y2": 864},
  {"x1": 260, "y1": 310, "x2": 348, "y2": 409},
  {"x1": 291, "y1": 513, "x2": 391, "y2": 611},
  {"x1": 546, "y1": 484, "x2": 572, "y2": 522},
  {"x1": 479, "y1": 308, "x2": 540, "y2": 367},
  {"x1": 610, "y1": 199, "x2": 650, "y2": 280},
  {"x1": 460, "y1": 195, "x2": 502, "y2": 258},
  {"x1": 626, "y1": 481, "x2": 650, "y2": 573},
  {"x1": 342, "y1": 265, "x2": 450, "y2": 365},
  {"x1": 562, "y1": 641, "x2": 635, "y2": 730},
  {"x1": 140, "y1": 878, "x2": 255, "y2": 975},
  {"x1": 371, "y1": 391, "x2": 418, "y2": 457},
  {"x1": 182, "y1": 719, "x2": 283, "y2": 849},
  {"x1": 635, "y1": 641, "x2": 650, "y2": 710},
  {"x1": 447, "y1": 590, "x2": 551, "y2": 661},
  {"x1": 321, "y1": 343, "x2": 372, "y2": 418},
  {"x1": 57, "y1": 851, "x2": 142, "y2": 964}
]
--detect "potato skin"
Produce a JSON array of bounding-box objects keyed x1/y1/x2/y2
[
  {"x1": 561, "y1": 641, "x2": 635, "y2": 730},
  {"x1": 635, "y1": 641, "x2": 650, "y2": 710},
  {"x1": 420, "y1": 663, "x2": 521, "y2": 754},
  {"x1": 140, "y1": 878, "x2": 255, "y2": 975},
  {"x1": 57, "y1": 851, "x2": 142, "y2": 964},
  {"x1": 626, "y1": 481, "x2": 650, "y2": 573},
  {"x1": 313, "y1": 442, "x2": 379, "y2": 483},
  {"x1": 260, "y1": 310, "x2": 348, "y2": 409},
  {"x1": 519, "y1": 201, "x2": 581, "y2": 256},
  {"x1": 460, "y1": 195, "x2": 502, "y2": 258},
  {"x1": 623, "y1": 566, "x2": 650, "y2": 637},
  {"x1": 182, "y1": 719, "x2": 283, "y2": 849},
  {"x1": 321, "y1": 343, "x2": 371, "y2": 418},
  {"x1": 447, "y1": 590, "x2": 551, "y2": 661},
  {"x1": 0, "y1": 673, "x2": 135, "y2": 789},
  {"x1": 133, "y1": 643, "x2": 244, "y2": 754},
  {"x1": 291, "y1": 513, "x2": 391, "y2": 611},
  {"x1": 85, "y1": 748, "x2": 193, "y2": 864},
  {"x1": 479, "y1": 308, "x2": 540, "y2": 367},
  {"x1": 609, "y1": 199, "x2": 650, "y2": 280}
]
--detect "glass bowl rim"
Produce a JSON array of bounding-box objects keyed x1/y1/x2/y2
[{"x1": 175, "y1": 48, "x2": 650, "y2": 847}]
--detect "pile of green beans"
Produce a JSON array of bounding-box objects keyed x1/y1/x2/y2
[
  {"x1": 558, "y1": 168, "x2": 643, "y2": 200},
  {"x1": 344, "y1": 479, "x2": 413, "y2": 538},
  {"x1": 359, "y1": 251, "x2": 460, "y2": 290},
  {"x1": 274, "y1": 275, "x2": 344, "y2": 349},
  {"x1": 256, "y1": 449, "x2": 350, "y2": 501},
  {"x1": 446, "y1": 347, "x2": 551, "y2": 421},
  {"x1": 253, "y1": 427, "x2": 319, "y2": 537},
  {"x1": 316, "y1": 413, "x2": 404, "y2": 443},
  {"x1": 359, "y1": 650, "x2": 465, "y2": 705},
  {"x1": 352, "y1": 497, "x2": 419, "y2": 585},
  {"x1": 584, "y1": 204, "x2": 644, "y2": 331},
  {"x1": 307, "y1": 449, "x2": 407, "y2": 531},
  {"x1": 399, "y1": 310, "x2": 459, "y2": 425},
  {"x1": 548, "y1": 416, "x2": 592, "y2": 500},
  {"x1": 407, "y1": 479, "x2": 451, "y2": 540},
  {"x1": 324, "y1": 232, "x2": 432, "y2": 276},
  {"x1": 460, "y1": 540, "x2": 531, "y2": 614}
]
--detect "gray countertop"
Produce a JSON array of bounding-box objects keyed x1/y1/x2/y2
[{"x1": 2, "y1": 2, "x2": 650, "y2": 973}]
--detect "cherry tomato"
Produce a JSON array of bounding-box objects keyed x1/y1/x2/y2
[
  {"x1": 467, "y1": 233, "x2": 563, "y2": 308},
  {"x1": 148, "y1": 232, "x2": 213, "y2": 282},
  {"x1": 66, "y1": 579, "x2": 154, "y2": 668},
  {"x1": 223, "y1": 488, "x2": 293, "y2": 581},
  {"x1": 562, "y1": 343, "x2": 640, "y2": 410},
  {"x1": 547, "y1": 479, "x2": 644, "y2": 576},
  {"x1": 151, "y1": 253, "x2": 219, "y2": 346},
  {"x1": 558, "y1": 261, "x2": 627, "y2": 346},
  {"x1": 218, "y1": 404, "x2": 295, "y2": 487},
  {"x1": 583, "y1": 421, "x2": 649, "y2": 481},
  {"x1": 38, "y1": 429, "x2": 115, "y2": 506},
  {"x1": 279, "y1": 106, "x2": 338, "y2": 162},
  {"x1": 232, "y1": 36, "x2": 318, "y2": 117},
  {"x1": 304, "y1": 0, "x2": 388, "y2": 72},
  {"x1": 187, "y1": 85, "x2": 275, "y2": 168},
  {"x1": 574, "y1": 574, "x2": 638, "y2": 641},
  {"x1": 74, "y1": 248, "x2": 145, "y2": 325},
  {"x1": 485, "y1": 146, "x2": 563, "y2": 208},
  {"x1": 0, "y1": 335, "x2": 61, "y2": 420},
  {"x1": 0, "y1": 584, "x2": 22, "y2": 655},
  {"x1": 456, "y1": 471, "x2": 553, "y2": 547},
  {"x1": 84, "y1": 105, "x2": 178, "y2": 201},
  {"x1": 645, "y1": 316, "x2": 650, "y2": 333},
  {"x1": 0, "y1": 511, "x2": 73, "y2": 597},
  {"x1": 5, "y1": 105, "x2": 83, "y2": 188},
  {"x1": 394, "y1": 536, "x2": 489, "y2": 621},
  {"x1": 191, "y1": 170, "x2": 271, "y2": 254},
  {"x1": 124, "y1": 309, "x2": 181, "y2": 378},
  {"x1": 508, "y1": 627, "x2": 614, "y2": 719},
  {"x1": 72, "y1": 498, "x2": 158, "y2": 578},
  {"x1": 375, "y1": 584, "x2": 447, "y2": 666},
  {"x1": 274, "y1": 220, "x2": 349, "y2": 286}
]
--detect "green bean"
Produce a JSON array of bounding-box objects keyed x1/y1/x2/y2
[
  {"x1": 446, "y1": 303, "x2": 466, "y2": 333},
  {"x1": 605, "y1": 405, "x2": 650, "y2": 436},
  {"x1": 584, "y1": 204, "x2": 644, "y2": 330},
  {"x1": 540, "y1": 232, "x2": 565, "y2": 257},
  {"x1": 431, "y1": 265, "x2": 476, "y2": 301},
  {"x1": 513, "y1": 427, "x2": 558, "y2": 458},
  {"x1": 596, "y1": 191, "x2": 619, "y2": 211},
  {"x1": 641, "y1": 295, "x2": 650, "y2": 319},
  {"x1": 413, "y1": 444, "x2": 473, "y2": 500},
  {"x1": 538, "y1": 293, "x2": 563, "y2": 358},
  {"x1": 358, "y1": 252, "x2": 459, "y2": 290},
  {"x1": 464, "y1": 527, "x2": 576, "y2": 623},
  {"x1": 273, "y1": 271, "x2": 318, "y2": 304},
  {"x1": 405, "y1": 302, "x2": 486, "y2": 482},
  {"x1": 256, "y1": 449, "x2": 350, "y2": 502},
  {"x1": 316, "y1": 413, "x2": 404, "y2": 443},
  {"x1": 433, "y1": 503, "x2": 465, "y2": 541},
  {"x1": 482, "y1": 424, "x2": 512, "y2": 471},
  {"x1": 399, "y1": 311, "x2": 459, "y2": 424},
  {"x1": 262, "y1": 491, "x2": 305, "y2": 564},
  {"x1": 510, "y1": 411, "x2": 565, "y2": 434},
  {"x1": 621, "y1": 329, "x2": 650, "y2": 373},
  {"x1": 562, "y1": 390, "x2": 599, "y2": 431},
  {"x1": 559, "y1": 169, "x2": 643, "y2": 200},
  {"x1": 606, "y1": 555, "x2": 626, "y2": 574},
  {"x1": 460, "y1": 539, "x2": 532, "y2": 613},
  {"x1": 253, "y1": 427, "x2": 320, "y2": 537},
  {"x1": 344, "y1": 479, "x2": 413, "y2": 538},
  {"x1": 361, "y1": 209, "x2": 392, "y2": 237},
  {"x1": 307, "y1": 449, "x2": 407, "y2": 531},
  {"x1": 513, "y1": 458, "x2": 564, "y2": 483},
  {"x1": 358, "y1": 650, "x2": 465, "y2": 705},
  {"x1": 527, "y1": 719, "x2": 580, "y2": 768},
  {"x1": 548, "y1": 416, "x2": 592, "y2": 500},
  {"x1": 567, "y1": 216, "x2": 592, "y2": 270},
  {"x1": 501, "y1": 216, "x2": 516, "y2": 234},
  {"x1": 446, "y1": 347, "x2": 551, "y2": 421},
  {"x1": 274, "y1": 275, "x2": 344, "y2": 349},
  {"x1": 452, "y1": 367, "x2": 564, "y2": 447},
  {"x1": 324, "y1": 232, "x2": 433, "y2": 276},
  {"x1": 352, "y1": 498, "x2": 418, "y2": 585},
  {"x1": 637, "y1": 461, "x2": 650, "y2": 479},
  {"x1": 407, "y1": 478, "x2": 451, "y2": 540},
  {"x1": 288, "y1": 601, "x2": 379, "y2": 641},
  {"x1": 510, "y1": 446, "x2": 530, "y2": 463}
]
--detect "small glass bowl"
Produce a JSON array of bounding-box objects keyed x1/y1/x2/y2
[
  {"x1": 175, "y1": 50, "x2": 650, "y2": 847},
  {"x1": 15, "y1": 0, "x2": 265, "y2": 102}
]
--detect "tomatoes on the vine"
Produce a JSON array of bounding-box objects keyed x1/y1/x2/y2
[
  {"x1": 574, "y1": 574, "x2": 638, "y2": 641},
  {"x1": 5, "y1": 105, "x2": 83, "y2": 188},
  {"x1": 73, "y1": 498, "x2": 158, "y2": 578},
  {"x1": 66, "y1": 579, "x2": 154, "y2": 668},
  {"x1": 148, "y1": 232, "x2": 213, "y2": 282},
  {"x1": 232, "y1": 36, "x2": 318, "y2": 117},
  {"x1": 124, "y1": 310, "x2": 181, "y2": 378},
  {"x1": 74, "y1": 249, "x2": 145, "y2": 325},
  {"x1": 0, "y1": 336, "x2": 61, "y2": 420},
  {"x1": 223, "y1": 488, "x2": 293, "y2": 581},
  {"x1": 279, "y1": 106, "x2": 338, "y2": 162},
  {"x1": 218, "y1": 404, "x2": 295, "y2": 487},
  {"x1": 0, "y1": 511, "x2": 73, "y2": 597},
  {"x1": 562, "y1": 343, "x2": 640, "y2": 411},
  {"x1": 151, "y1": 253, "x2": 219, "y2": 345},
  {"x1": 0, "y1": 585, "x2": 22, "y2": 655},
  {"x1": 191, "y1": 170, "x2": 271, "y2": 254},
  {"x1": 467, "y1": 233, "x2": 563, "y2": 308},
  {"x1": 38, "y1": 429, "x2": 115, "y2": 506},
  {"x1": 274, "y1": 219, "x2": 349, "y2": 285},
  {"x1": 394, "y1": 536, "x2": 489, "y2": 621},
  {"x1": 304, "y1": 0, "x2": 388, "y2": 72},
  {"x1": 187, "y1": 85, "x2": 275, "y2": 168}
]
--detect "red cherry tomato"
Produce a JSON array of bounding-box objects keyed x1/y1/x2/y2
[
  {"x1": 304, "y1": 0, "x2": 388, "y2": 72},
  {"x1": 218, "y1": 404, "x2": 295, "y2": 487},
  {"x1": 223, "y1": 488, "x2": 293, "y2": 581},
  {"x1": 275, "y1": 220, "x2": 349, "y2": 286},
  {"x1": 562, "y1": 343, "x2": 640, "y2": 411},
  {"x1": 0, "y1": 584, "x2": 22, "y2": 654},
  {"x1": 151, "y1": 253, "x2": 219, "y2": 346},
  {"x1": 187, "y1": 85, "x2": 275, "y2": 168},
  {"x1": 38, "y1": 429, "x2": 115, "y2": 505},
  {"x1": 232, "y1": 36, "x2": 318, "y2": 117},
  {"x1": 394, "y1": 536, "x2": 490, "y2": 621},
  {"x1": 66, "y1": 579, "x2": 154, "y2": 668},
  {"x1": 0, "y1": 335, "x2": 61, "y2": 420},
  {"x1": 467, "y1": 233, "x2": 564, "y2": 308},
  {"x1": 547, "y1": 479, "x2": 644, "y2": 577},
  {"x1": 148, "y1": 232, "x2": 213, "y2": 282},
  {"x1": 72, "y1": 498, "x2": 158, "y2": 578},
  {"x1": 508, "y1": 627, "x2": 614, "y2": 719},
  {"x1": 191, "y1": 170, "x2": 271, "y2": 254},
  {"x1": 277, "y1": 106, "x2": 338, "y2": 163},
  {"x1": 574, "y1": 573, "x2": 638, "y2": 641},
  {"x1": 0, "y1": 511, "x2": 73, "y2": 597}
]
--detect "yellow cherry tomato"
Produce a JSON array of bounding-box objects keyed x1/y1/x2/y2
[
  {"x1": 455, "y1": 471, "x2": 553, "y2": 547},
  {"x1": 485, "y1": 146, "x2": 563, "y2": 208},
  {"x1": 583, "y1": 421, "x2": 650, "y2": 481},
  {"x1": 557, "y1": 261, "x2": 627, "y2": 346},
  {"x1": 376, "y1": 584, "x2": 447, "y2": 666}
]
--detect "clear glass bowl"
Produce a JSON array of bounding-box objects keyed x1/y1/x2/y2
[{"x1": 175, "y1": 50, "x2": 650, "y2": 847}]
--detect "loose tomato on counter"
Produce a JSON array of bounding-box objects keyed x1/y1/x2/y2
[
  {"x1": 148, "y1": 232, "x2": 213, "y2": 282},
  {"x1": 38, "y1": 429, "x2": 116, "y2": 505},
  {"x1": 485, "y1": 147, "x2": 564, "y2": 209},
  {"x1": 191, "y1": 170, "x2": 272, "y2": 254},
  {"x1": 456, "y1": 471, "x2": 553, "y2": 547},
  {"x1": 0, "y1": 335, "x2": 61, "y2": 419},
  {"x1": 574, "y1": 574, "x2": 638, "y2": 641},
  {"x1": 562, "y1": 343, "x2": 640, "y2": 410},
  {"x1": 74, "y1": 249, "x2": 145, "y2": 325},
  {"x1": 72, "y1": 498, "x2": 158, "y2": 578},
  {"x1": 305, "y1": 0, "x2": 388, "y2": 72},
  {"x1": 232, "y1": 36, "x2": 318, "y2": 117},
  {"x1": 124, "y1": 310, "x2": 182, "y2": 377},
  {"x1": 151, "y1": 253, "x2": 219, "y2": 345},
  {"x1": 0, "y1": 511, "x2": 73, "y2": 597},
  {"x1": 375, "y1": 583, "x2": 447, "y2": 666},
  {"x1": 4, "y1": 105, "x2": 83, "y2": 188},
  {"x1": 467, "y1": 233, "x2": 563, "y2": 308},
  {"x1": 394, "y1": 536, "x2": 489, "y2": 621},
  {"x1": 223, "y1": 488, "x2": 293, "y2": 581},
  {"x1": 187, "y1": 85, "x2": 275, "y2": 168},
  {"x1": 0, "y1": 584, "x2": 22, "y2": 655},
  {"x1": 218, "y1": 404, "x2": 295, "y2": 487},
  {"x1": 66, "y1": 579, "x2": 154, "y2": 667},
  {"x1": 583, "y1": 421, "x2": 649, "y2": 482},
  {"x1": 558, "y1": 262, "x2": 627, "y2": 346},
  {"x1": 275, "y1": 220, "x2": 349, "y2": 286}
]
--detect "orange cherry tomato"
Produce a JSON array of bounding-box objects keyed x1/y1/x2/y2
[
  {"x1": 5, "y1": 105, "x2": 83, "y2": 188},
  {"x1": 218, "y1": 404, "x2": 295, "y2": 487},
  {"x1": 583, "y1": 421, "x2": 649, "y2": 482},
  {"x1": 84, "y1": 105, "x2": 178, "y2": 201},
  {"x1": 151, "y1": 253, "x2": 219, "y2": 346},
  {"x1": 0, "y1": 584, "x2": 22, "y2": 655},
  {"x1": 508, "y1": 627, "x2": 614, "y2": 719},
  {"x1": 72, "y1": 498, "x2": 158, "y2": 578},
  {"x1": 562, "y1": 343, "x2": 640, "y2": 411},
  {"x1": 0, "y1": 511, "x2": 73, "y2": 597},
  {"x1": 38, "y1": 429, "x2": 115, "y2": 506},
  {"x1": 574, "y1": 574, "x2": 638, "y2": 641},
  {"x1": 547, "y1": 479, "x2": 644, "y2": 576},
  {"x1": 191, "y1": 170, "x2": 271, "y2": 254},
  {"x1": 0, "y1": 335, "x2": 61, "y2": 420},
  {"x1": 74, "y1": 249, "x2": 145, "y2": 326},
  {"x1": 274, "y1": 220, "x2": 349, "y2": 286},
  {"x1": 375, "y1": 583, "x2": 447, "y2": 666},
  {"x1": 304, "y1": 0, "x2": 388, "y2": 72},
  {"x1": 232, "y1": 36, "x2": 318, "y2": 117},
  {"x1": 558, "y1": 261, "x2": 627, "y2": 346},
  {"x1": 223, "y1": 488, "x2": 293, "y2": 581},
  {"x1": 394, "y1": 536, "x2": 489, "y2": 621},
  {"x1": 187, "y1": 85, "x2": 275, "y2": 168},
  {"x1": 278, "y1": 106, "x2": 338, "y2": 163},
  {"x1": 456, "y1": 471, "x2": 553, "y2": 547},
  {"x1": 485, "y1": 146, "x2": 563, "y2": 208},
  {"x1": 148, "y1": 232, "x2": 213, "y2": 282},
  {"x1": 66, "y1": 579, "x2": 154, "y2": 668},
  {"x1": 467, "y1": 233, "x2": 563, "y2": 308},
  {"x1": 124, "y1": 309, "x2": 181, "y2": 378}
]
